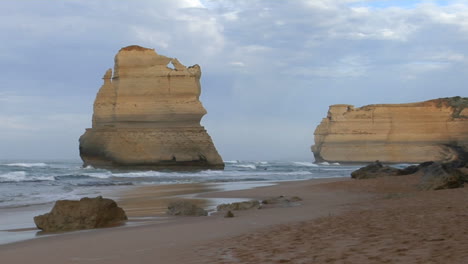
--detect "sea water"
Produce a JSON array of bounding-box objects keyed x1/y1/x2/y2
[
  {"x1": 0, "y1": 160, "x2": 361, "y2": 244},
  {"x1": 0, "y1": 160, "x2": 359, "y2": 209}
]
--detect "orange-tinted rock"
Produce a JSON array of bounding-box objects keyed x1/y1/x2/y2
[
  {"x1": 312, "y1": 97, "x2": 468, "y2": 163},
  {"x1": 79, "y1": 45, "x2": 224, "y2": 170}
]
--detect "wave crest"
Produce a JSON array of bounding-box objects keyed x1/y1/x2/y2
[
  {"x1": 0, "y1": 171, "x2": 54, "y2": 182},
  {"x1": 293, "y1": 162, "x2": 318, "y2": 167},
  {"x1": 234, "y1": 164, "x2": 257, "y2": 169},
  {"x1": 3, "y1": 163, "x2": 48, "y2": 168}
]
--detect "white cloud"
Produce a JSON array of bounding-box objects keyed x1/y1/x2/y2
[
  {"x1": 230, "y1": 61, "x2": 245, "y2": 67},
  {"x1": 425, "y1": 51, "x2": 466, "y2": 62},
  {"x1": 421, "y1": 3, "x2": 468, "y2": 31},
  {"x1": 128, "y1": 1, "x2": 225, "y2": 58},
  {"x1": 222, "y1": 11, "x2": 239, "y2": 21},
  {"x1": 290, "y1": 55, "x2": 370, "y2": 78},
  {"x1": 1, "y1": 0, "x2": 468, "y2": 160},
  {"x1": 131, "y1": 27, "x2": 172, "y2": 49},
  {"x1": 179, "y1": 0, "x2": 205, "y2": 8},
  {"x1": 0, "y1": 115, "x2": 35, "y2": 131},
  {"x1": 402, "y1": 61, "x2": 451, "y2": 80}
]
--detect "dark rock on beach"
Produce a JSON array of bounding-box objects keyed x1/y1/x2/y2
[
  {"x1": 261, "y1": 196, "x2": 302, "y2": 205},
  {"x1": 217, "y1": 200, "x2": 260, "y2": 211},
  {"x1": 350, "y1": 161, "x2": 402, "y2": 179},
  {"x1": 34, "y1": 196, "x2": 127, "y2": 232},
  {"x1": 166, "y1": 200, "x2": 208, "y2": 216},
  {"x1": 417, "y1": 161, "x2": 468, "y2": 190},
  {"x1": 351, "y1": 154, "x2": 468, "y2": 190},
  {"x1": 225, "y1": 211, "x2": 234, "y2": 218},
  {"x1": 217, "y1": 196, "x2": 303, "y2": 212}
]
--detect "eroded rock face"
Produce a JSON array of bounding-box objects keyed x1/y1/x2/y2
[
  {"x1": 34, "y1": 196, "x2": 127, "y2": 232},
  {"x1": 312, "y1": 97, "x2": 468, "y2": 163},
  {"x1": 79, "y1": 45, "x2": 224, "y2": 170}
]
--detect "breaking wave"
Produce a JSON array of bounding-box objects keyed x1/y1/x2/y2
[
  {"x1": 0, "y1": 160, "x2": 360, "y2": 209},
  {"x1": 233, "y1": 164, "x2": 257, "y2": 169},
  {"x1": 0, "y1": 171, "x2": 54, "y2": 182},
  {"x1": 293, "y1": 162, "x2": 318, "y2": 167},
  {"x1": 3, "y1": 163, "x2": 48, "y2": 168}
]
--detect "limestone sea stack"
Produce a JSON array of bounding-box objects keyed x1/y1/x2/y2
[
  {"x1": 79, "y1": 45, "x2": 224, "y2": 170},
  {"x1": 312, "y1": 97, "x2": 468, "y2": 163}
]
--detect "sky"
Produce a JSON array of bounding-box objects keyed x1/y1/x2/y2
[{"x1": 0, "y1": 0, "x2": 467, "y2": 161}]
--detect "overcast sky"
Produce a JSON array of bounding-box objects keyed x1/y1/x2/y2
[{"x1": 0, "y1": 0, "x2": 467, "y2": 161}]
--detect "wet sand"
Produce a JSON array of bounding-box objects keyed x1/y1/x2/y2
[
  {"x1": 1, "y1": 176, "x2": 467, "y2": 263},
  {"x1": 116, "y1": 183, "x2": 219, "y2": 217}
]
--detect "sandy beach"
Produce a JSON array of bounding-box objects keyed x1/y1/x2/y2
[{"x1": 0, "y1": 175, "x2": 467, "y2": 263}]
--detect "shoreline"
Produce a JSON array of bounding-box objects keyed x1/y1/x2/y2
[
  {"x1": 0, "y1": 178, "x2": 329, "y2": 246},
  {"x1": 2, "y1": 175, "x2": 464, "y2": 263},
  {"x1": 0, "y1": 177, "x2": 365, "y2": 263}
]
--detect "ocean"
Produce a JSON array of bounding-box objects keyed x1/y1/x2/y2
[
  {"x1": 0, "y1": 160, "x2": 359, "y2": 209},
  {"x1": 0, "y1": 160, "x2": 361, "y2": 245}
]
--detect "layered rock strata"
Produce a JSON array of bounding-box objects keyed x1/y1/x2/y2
[
  {"x1": 312, "y1": 97, "x2": 468, "y2": 163},
  {"x1": 79, "y1": 45, "x2": 224, "y2": 170}
]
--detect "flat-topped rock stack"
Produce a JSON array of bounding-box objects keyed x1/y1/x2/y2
[
  {"x1": 79, "y1": 45, "x2": 224, "y2": 170},
  {"x1": 312, "y1": 97, "x2": 468, "y2": 163}
]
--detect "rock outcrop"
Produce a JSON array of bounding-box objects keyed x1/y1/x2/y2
[
  {"x1": 217, "y1": 200, "x2": 261, "y2": 211},
  {"x1": 34, "y1": 196, "x2": 127, "y2": 232},
  {"x1": 166, "y1": 200, "x2": 208, "y2": 216},
  {"x1": 79, "y1": 45, "x2": 224, "y2": 170},
  {"x1": 350, "y1": 161, "x2": 401, "y2": 179},
  {"x1": 312, "y1": 97, "x2": 468, "y2": 163},
  {"x1": 417, "y1": 162, "x2": 467, "y2": 190},
  {"x1": 351, "y1": 158, "x2": 468, "y2": 190},
  {"x1": 260, "y1": 196, "x2": 303, "y2": 208}
]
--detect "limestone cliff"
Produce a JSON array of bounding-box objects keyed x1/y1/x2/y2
[
  {"x1": 79, "y1": 45, "x2": 224, "y2": 170},
  {"x1": 312, "y1": 97, "x2": 468, "y2": 163}
]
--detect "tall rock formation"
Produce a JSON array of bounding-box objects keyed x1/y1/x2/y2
[
  {"x1": 79, "y1": 45, "x2": 224, "y2": 170},
  {"x1": 312, "y1": 97, "x2": 468, "y2": 163}
]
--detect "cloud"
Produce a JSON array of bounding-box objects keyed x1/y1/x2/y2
[
  {"x1": 1, "y1": 0, "x2": 468, "y2": 160},
  {"x1": 131, "y1": 27, "x2": 172, "y2": 49},
  {"x1": 289, "y1": 55, "x2": 371, "y2": 78},
  {"x1": 0, "y1": 116, "x2": 35, "y2": 131},
  {"x1": 126, "y1": 1, "x2": 225, "y2": 59},
  {"x1": 230, "y1": 61, "x2": 245, "y2": 67},
  {"x1": 421, "y1": 2, "x2": 468, "y2": 31}
]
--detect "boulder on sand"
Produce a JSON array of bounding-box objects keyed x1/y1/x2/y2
[
  {"x1": 351, "y1": 155, "x2": 468, "y2": 190},
  {"x1": 417, "y1": 161, "x2": 468, "y2": 190},
  {"x1": 217, "y1": 200, "x2": 260, "y2": 211},
  {"x1": 34, "y1": 196, "x2": 127, "y2": 232},
  {"x1": 260, "y1": 196, "x2": 303, "y2": 208},
  {"x1": 166, "y1": 200, "x2": 208, "y2": 216},
  {"x1": 350, "y1": 161, "x2": 402, "y2": 179}
]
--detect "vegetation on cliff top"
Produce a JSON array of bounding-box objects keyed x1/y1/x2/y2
[{"x1": 437, "y1": 96, "x2": 468, "y2": 118}]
